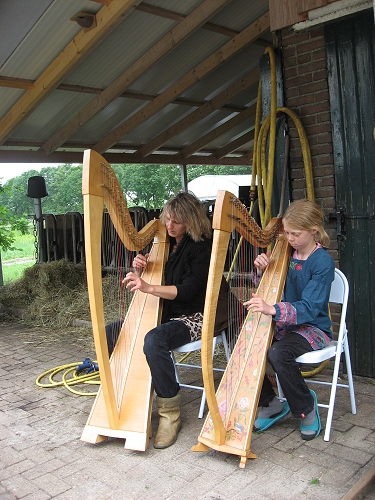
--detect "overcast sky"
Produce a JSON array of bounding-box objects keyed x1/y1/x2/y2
[{"x1": 0, "y1": 164, "x2": 61, "y2": 184}]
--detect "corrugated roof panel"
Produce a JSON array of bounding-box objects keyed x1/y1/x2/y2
[
  {"x1": 64, "y1": 10, "x2": 176, "y2": 89},
  {"x1": 10, "y1": 91, "x2": 164, "y2": 145},
  {"x1": 211, "y1": 0, "x2": 269, "y2": 30},
  {"x1": 1, "y1": 0, "x2": 100, "y2": 79},
  {"x1": 162, "y1": 109, "x2": 254, "y2": 149},
  {"x1": 141, "y1": 0, "x2": 203, "y2": 16},
  {"x1": 0, "y1": 0, "x2": 54, "y2": 67},
  {"x1": 0, "y1": 88, "x2": 26, "y2": 116},
  {"x1": 124, "y1": 28, "x2": 227, "y2": 95},
  {"x1": 179, "y1": 46, "x2": 265, "y2": 102}
]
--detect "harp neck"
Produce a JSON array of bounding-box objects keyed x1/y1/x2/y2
[
  {"x1": 212, "y1": 190, "x2": 283, "y2": 246},
  {"x1": 82, "y1": 149, "x2": 164, "y2": 251}
]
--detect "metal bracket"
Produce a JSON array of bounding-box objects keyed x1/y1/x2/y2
[
  {"x1": 326, "y1": 207, "x2": 374, "y2": 239},
  {"x1": 325, "y1": 207, "x2": 346, "y2": 239}
]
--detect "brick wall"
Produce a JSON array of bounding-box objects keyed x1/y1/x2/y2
[{"x1": 276, "y1": 25, "x2": 338, "y2": 261}]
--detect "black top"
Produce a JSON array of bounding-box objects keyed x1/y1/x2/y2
[{"x1": 161, "y1": 234, "x2": 212, "y2": 323}]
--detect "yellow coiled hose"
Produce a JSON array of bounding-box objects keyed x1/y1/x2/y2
[{"x1": 36, "y1": 362, "x2": 100, "y2": 396}]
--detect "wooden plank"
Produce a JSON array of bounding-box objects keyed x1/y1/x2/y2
[
  {"x1": 94, "y1": 13, "x2": 270, "y2": 154},
  {"x1": 41, "y1": 0, "x2": 233, "y2": 155},
  {"x1": 138, "y1": 68, "x2": 260, "y2": 157},
  {"x1": 0, "y1": 76, "x2": 33, "y2": 90},
  {"x1": 0, "y1": 149, "x2": 251, "y2": 166},
  {"x1": 341, "y1": 465, "x2": 375, "y2": 500},
  {"x1": 269, "y1": 0, "x2": 328, "y2": 31},
  {"x1": 0, "y1": 0, "x2": 142, "y2": 147}
]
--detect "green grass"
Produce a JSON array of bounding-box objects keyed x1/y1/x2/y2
[
  {"x1": 2, "y1": 262, "x2": 35, "y2": 284},
  {"x1": 1, "y1": 229, "x2": 35, "y2": 284},
  {"x1": 2, "y1": 228, "x2": 35, "y2": 260}
]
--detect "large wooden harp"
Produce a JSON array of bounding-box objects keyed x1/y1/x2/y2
[
  {"x1": 81, "y1": 149, "x2": 169, "y2": 451},
  {"x1": 192, "y1": 190, "x2": 290, "y2": 468}
]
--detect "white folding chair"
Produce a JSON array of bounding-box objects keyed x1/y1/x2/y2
[
  {"x1": 277, "y1": 268, "x2": 356, "y2": 441},
  {"x1": 171, "y1": 331, "x2": 230, "y2": 418}
]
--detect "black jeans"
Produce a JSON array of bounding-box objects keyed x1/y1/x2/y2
[
  {"x1": 143, "y1": 320, "x2": 191, "y2": 398},
  {"x1": 259, "y1": 332, "x2": 315, "y2": 418}
]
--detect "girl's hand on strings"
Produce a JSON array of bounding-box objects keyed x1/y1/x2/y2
[
  {"x1": 132, "y1": 253, "x2": 149, "y2": 276},
  {"x1": 254, "y1": 250, "x2": 271, "y2": 274},
  {"x1": 244, "y1": 293, "x2": 276, "y2": 316},
  {"x1": 123, "y1": 272, "x2": 150, "y2": 294}
]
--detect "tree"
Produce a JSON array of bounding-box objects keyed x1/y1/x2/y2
[
  {"x1": 114, "y1": 164, "x2": 181, "y2": 209},
  {"x1": 41, "y1": 165, "x2": 83, "y2": 214},
  {"x1": 0, "y1": 183, "x2": 30, "y2": 285},
  {"x1": 1, "y1": 163, "x2": 252, "y2": 217},
  {"x1": 3, "y1": 170, "x2": 39, "y2": 217}
]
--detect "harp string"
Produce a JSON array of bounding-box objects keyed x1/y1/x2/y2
[
  {"x1": 195, "y1": 190, "x2": 287, "y2": 462},
  {"x1": 99, "y1": 161, "x2": 155, "y2": 410},
  {"x1": 100, "y1": 165, "x2": 129, "y2": 407},
  {"x1": 224, "y1": 202, "x2": 261, "y2": 425}
]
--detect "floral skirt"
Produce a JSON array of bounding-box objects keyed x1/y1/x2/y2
[{"x1": 170, "y1": 312, "x2": 203, "y2": 342}]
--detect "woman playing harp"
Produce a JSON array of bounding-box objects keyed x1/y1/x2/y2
[{"x1": 114, "y1": 191, "x2": 214, "y2": 449}]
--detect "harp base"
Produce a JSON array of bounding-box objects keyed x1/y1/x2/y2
[
  {"x1": 192, "y1": 436, "x2": 257, "y2": 468},
  {"x1": 81, "y1": 424, "x2": 151, "y2": 452}
]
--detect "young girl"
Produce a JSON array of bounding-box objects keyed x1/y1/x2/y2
[{"x1": 244, "y1": 199, "x2": 335, "y2": 440}]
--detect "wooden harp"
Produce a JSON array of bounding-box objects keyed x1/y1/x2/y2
[
  {"x1": 192, "y1": 190, "x2": 290, "y2": 468},
  {"x1": 81, "y1": 149, "x2": 169, "y2": 451}
]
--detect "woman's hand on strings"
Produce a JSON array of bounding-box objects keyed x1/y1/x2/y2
[
  {"x1": 244, "y1": 293, "x2": 276, "y2": 316},
  {"x1": 122, "y1": 272, "x2": 178, "y2": 300},
  {"x1": 123, "y1": 272, "x2": 150, "y2": 294},
  {"x1": 132, "y1": 253, "x2": 149, "y2": 276}
]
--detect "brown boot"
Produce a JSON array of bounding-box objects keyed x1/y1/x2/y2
[{"x1": 154, "y1": 393, "x2": 181, "y2": 449}]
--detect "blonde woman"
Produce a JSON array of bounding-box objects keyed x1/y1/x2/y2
[{"x1": 123, "y1": 192, "x2": 213, "y2": 449}]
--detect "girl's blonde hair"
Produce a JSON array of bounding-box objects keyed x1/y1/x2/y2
[
  {"x1": 160, "y1": 191, "x2": 212, "y2": 242},
  {"x1": 282, "y1": 199, "x2": 331, "y2": 248}
]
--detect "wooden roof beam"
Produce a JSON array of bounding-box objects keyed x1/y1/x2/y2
[
  {"x1": 0, "y1": 149, "x2": 249, "y2": 166},
  {"x1": 0, "y1": 0, "x2": 142, "y2": 147},
  {"x1": 181, "y1": 102, "x2": 257, "y2": 158},
  {"x1": 0, "y1": 76, "x2": 245, "y2": 112},
  {"x1": 94, "y1": 12, "x2": 270, "y2": 154},
  {"x1": 138, "y1": 68, "x2": 260, "y2": 157},
  {"x1": 41, "y1": 0, "x2": 233, "y2": 155}
]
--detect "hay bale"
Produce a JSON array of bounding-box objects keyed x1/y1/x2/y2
[{"x1": 0, "y1": 260, "x2": 133, "y2": 331}]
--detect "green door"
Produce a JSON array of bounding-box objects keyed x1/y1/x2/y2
[{"x1": 325, "y1": 11, "x2": 375, "y2": 377}]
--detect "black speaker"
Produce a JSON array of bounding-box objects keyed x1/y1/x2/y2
[{"x1": 27, "y1": 176, "x2": 48, "y2": 198}]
